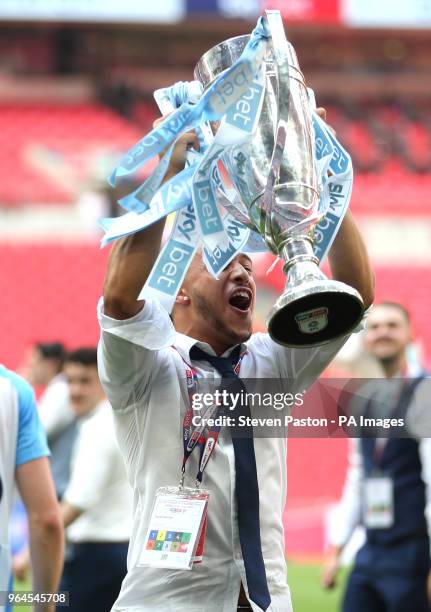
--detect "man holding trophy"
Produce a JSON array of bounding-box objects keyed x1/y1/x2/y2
[{"x1": 97, "y1": 10, "x2": 374, "y2": 612}]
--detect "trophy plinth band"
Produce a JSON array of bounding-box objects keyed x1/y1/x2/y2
[{"x1": 265, "y1": 235, "x2": 365, "y2": 347}]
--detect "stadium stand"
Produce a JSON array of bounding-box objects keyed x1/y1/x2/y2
[
  {"x1": 1, "y1": 98, "x2": 430, "y2": 216},
  {"x1": 0, "y1": 104, "x2": 141, "y2": 206}
]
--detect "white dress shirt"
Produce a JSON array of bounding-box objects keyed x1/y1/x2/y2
[
  {"x1": 37, "y1": 373, "x2": 74, "y2": 437},
  {"x1": 329, "y1": 375, "x2": 431, "y2": 552},
  {"x1": 97, "y1": 297, "x2": 350, "y2": 612},
  {"x1": 63, "y1": 400, "x2": 133, "y2": 543}
]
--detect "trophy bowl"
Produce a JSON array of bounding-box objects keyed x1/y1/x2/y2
[{"x1": 194, "y1": 11, "x2": 364, "y2": 348}]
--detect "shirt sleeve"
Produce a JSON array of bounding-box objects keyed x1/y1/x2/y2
[
  {"x1": 252, "y1": 332, "x2": 350, "y2": 394},
  {"x1": 271, "y1": 310, "x2": 368, "y2": 391},
  {"x1": 97, "y1": 297, "x2": 176, "y2": 411},
  {"x1": 328, "y1": 438, "x2": 364, "y2": 548},
  {"x1": 418, "y1": 439, "x2": 431, "y2": 560},
  {"x1": 63, "y1": 411, "x2": 116, "y2": 511},
  {"x1": 405, "y1": 378, "x2": 431, "y2": 558},
  {"x1": 38, "y1": 379, "x2": 74, "y2": 438},
  {"x1": 277, "y1": 335, "x2": 350, "y2": 391},
  {"x1": 405, "y1": 377, "x2": 431, "y2": 439},
  {"x1": 14, "y1": 374, "x2": 50, "y2": 467}
]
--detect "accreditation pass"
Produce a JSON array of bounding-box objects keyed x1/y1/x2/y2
[{"x1": 139, "y1": 486, "x2": 209, "y2": 570}]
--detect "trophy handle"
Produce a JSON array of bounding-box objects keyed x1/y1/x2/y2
[
  {"x1": 263, "y1": 10, "x2": 320, "y2": 252},
  {"x1": 263, "y1": 11, "x2": 364, "y2": 348},
  {"x1": 262, "y1": 10, "x2": 290, "y2": 251}
]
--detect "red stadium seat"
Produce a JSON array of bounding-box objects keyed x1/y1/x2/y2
[
  {"x1": 1, "y1": 100, "x2": 430, "y2": 216},
  {"x1": 0, "y1": 104, "x2": 142, "y2": 207}
]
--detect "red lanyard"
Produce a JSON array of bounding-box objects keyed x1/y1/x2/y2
[{"x1": 172, "y1": 346, "x2": 245, "y2": 487}]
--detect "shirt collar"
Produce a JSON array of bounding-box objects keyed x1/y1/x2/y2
[{"x1": 173, "y1": 331, "x2": 246, "y2": 363}]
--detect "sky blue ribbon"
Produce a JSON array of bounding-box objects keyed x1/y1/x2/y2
[{"x1": 108, "y1": 17, "x2": 270, "y2": 188}]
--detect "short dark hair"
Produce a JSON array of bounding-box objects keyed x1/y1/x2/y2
[
  {"x1": 65, "y1": 348, "x2": 98, "y2": 367},
  {"x1": 375, "y1": 301, "x2": 411, "y2": 322},
  {"x1": 36, "y1": 342, "x2": 65, "y2": 361},
  {"x1": 36, "y1": 342, "x2": 65, "y2": 373}
]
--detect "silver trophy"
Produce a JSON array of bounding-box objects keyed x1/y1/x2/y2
[{"x1": 194, "y1": 10, "x2": 364, "y2": 348}]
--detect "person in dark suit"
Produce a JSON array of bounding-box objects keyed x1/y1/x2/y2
[{"x1": 322, "y1": 302, "x2": 431, "y2": 612}]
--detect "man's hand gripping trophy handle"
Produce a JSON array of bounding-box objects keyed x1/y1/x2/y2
[{"x1": 103, "y1": 118, "x2": 199, "y2": 320}]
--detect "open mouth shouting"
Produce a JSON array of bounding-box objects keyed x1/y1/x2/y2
[{"x1": 228, "y1": 287, "x2": 253, "y2": 314}]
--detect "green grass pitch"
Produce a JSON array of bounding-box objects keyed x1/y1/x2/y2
[{"x1": 13, "y1": 561, "x2": 348, "y2": 612}]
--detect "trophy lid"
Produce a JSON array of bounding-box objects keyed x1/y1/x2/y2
[{"x1": 194, "y1": 34, "x2": 250, "y2": 88}]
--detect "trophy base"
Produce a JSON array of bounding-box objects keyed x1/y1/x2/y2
[{"x1": 267, "y1": 280, "x2": 364, "y2": 348}]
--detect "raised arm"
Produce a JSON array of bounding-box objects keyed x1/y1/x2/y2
[
  {"x1": 103, "y1": 129, "x2": 199, "y2": 320},
  {"x1": 328, "y1": 209, "x2": 375, "y2": 309},
  {"x1": 103, "y1": 220, "x2": 166, "y2": 319}
]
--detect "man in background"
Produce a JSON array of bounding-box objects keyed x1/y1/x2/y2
[
  {"x1": 58, "y1": 348, "x2": 132, "y2": 612},
  {"x1": 0, "y1": 364, "x2": 64, "y2": 612},
  {"x1": 22, "y1": 341, "x2": 76, "y2": 499},
  {"x1": 322, "y1": 302, "x2": 431, "y2": 611}
]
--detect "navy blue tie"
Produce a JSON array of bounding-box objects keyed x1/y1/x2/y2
[{"x1": 190, "y1": 344, "x2": 271, "y2": 611}]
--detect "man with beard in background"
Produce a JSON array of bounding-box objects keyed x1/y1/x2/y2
[{"x1": 322, "y1": 302, "x2": 431, "y2": 612}]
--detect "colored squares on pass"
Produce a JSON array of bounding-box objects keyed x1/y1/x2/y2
[{"x1": 146, "y1": 530, "x2": 192, "y2": 552}]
